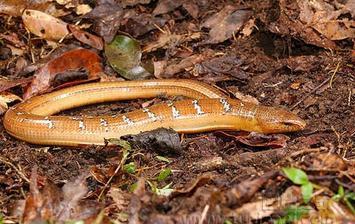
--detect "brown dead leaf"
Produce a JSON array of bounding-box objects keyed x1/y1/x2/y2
[
  {"x1": 307, "y1": 152, "x2": 348, "y2": 171},
  {"x1": 0, "y1": 33, "x2": 26, "y2": 48},
  {"x1": 84, "y1": 0, "x2": 123, "y2": 43},
  {"x1": 0, "y1": 92, "x2": 22, "y2": 114},
  {"x1": 121, "y1": 13, "x2": 167, "y2": 37},
  {"x1": 228, "y1": 186, "x2": 302, "y2": 220},
  {"x1": 265, "y1": 0, "x2": 339, "y2": 49},
  {"x1": 313, "y1": 195, "x2": 355, "y2": 221},
  {"x1": 24, "y1": 48, "x2": 102, "y2": 99},
  {"x1": 20, "y1": 169, "x2": 100, "y2": 223},
  {"x1": 202, "y1": 6, "x2": 252, "y2": 43},
  {"x1": 298, "y1": 0, "x2": 355, "y2": 40},
  {"x1": 68, "y1": 25, "x2": 104, "y2": 50},
  {"x1": 154, "y1": 50, "x2": 214, "y2": 78},
  {"x1": 195, "y1": 55, "x2": 248, "y2": 82},
  {"x1": 120, "y1": 0, "x2": 151, "y2": 7},
  {"x1": 153, "y1": 0, "x2": 182, "y2": 15},
  {"x1": 0, "y1": 0, "x2": 54, "y2": 17},
  {"x1": 143, "y1": 31, "x2": 200, "y2": 53},
  {"x1": 170, "y1": 174, "x2": 213, "y2": 197},
  {"x1": 22, "y1": 9, "x2": 69, "y2": 41},
  {"x1": 283, "y1": 55, "x2": 321, "y2": 72},
  {"x1": 0, "y1": 77, "x2": 32, "y2": 93},
  {"x1": 234, "y1": 132, "x2": 290, "y2": 148},
  {"x1": 107, "y1": 187, "x2": 130, "y2": 212}
]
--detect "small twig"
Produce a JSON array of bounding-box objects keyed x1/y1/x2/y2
[
  {"x1": 290, "y1": 76, "x2": 332, "y2": 110},
  {"x1": 198, "y1": 204, "x2": 210, "y2": 224},
  {"x1": 348, "y1": 88, "x2": 352, "y2": 106},
  {"x1": 0, "y1": 156, "x2": 30, "y2": 183},
  {"x1": 97, "y1": 149, "x2": 129, "y2": 201},
  {"x1": 153, "y1": 23, "x2": 166, "y2": 34},
  {"x1": 329, "y1": 61, "x2": 341, "y2": 88}
]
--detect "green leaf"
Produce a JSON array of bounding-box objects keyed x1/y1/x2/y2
[
  {"x1": 65, "y1": 221, "x2": 85, "y2": 224},
  {"x1": 156, "y1": 182, "x2": 174, "y2": 196},
  {"x1": 338, "y1": 185, "x2": 345, "y2": 197},
  {"x1": 105, "y1": 35, "x2": 151, "y2": 80},
  {"x1": 274, "y1": 217, "x2": 287, "y2": 224},
  {"x1": 224, "y1": 220, "x2": 233, "y2": 224},
  {"x1": 147, "y1": 180, "x2": 174, "y2": 196},
  {"x1": 155, "y1": 156, "x2": 171, "y2": 163},
  {"x1": 282, "y1": 167, "x2": 309, "y2": 185},
  {"x1": 123, "y1": 162, "x2": 136, "y2": 174},
  {"x1": 129, "y1": 182, "x2": 138, "y2": 192},
  {"x1": 157, "y1": 168, "x2": 172, "y2": 182},
  {"x1": 301, "y1": 182, "x2": 313, "y2": 203},
  {"x1": 285, "y1": 206, "x2": 309, "y2": 221},
  {"x1": 274, "y1": 206, "x2": 309, "y2": 224}
]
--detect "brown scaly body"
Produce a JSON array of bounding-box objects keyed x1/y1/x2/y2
[{"x1": 3, "y1": 79, "x2": 306, "y2": 146}]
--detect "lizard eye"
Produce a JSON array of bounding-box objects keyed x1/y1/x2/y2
[{"x1": 280, "y1": 121, "x2": 296, "y2": 126}]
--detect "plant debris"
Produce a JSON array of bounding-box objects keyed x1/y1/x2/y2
[{"x1": 0, "y1": 0, "x2": 354, "y2": 223}]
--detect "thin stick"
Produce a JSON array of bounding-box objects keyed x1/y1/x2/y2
[{"x1": 291, "y1": 77, "x2": 332, "y2": 110}]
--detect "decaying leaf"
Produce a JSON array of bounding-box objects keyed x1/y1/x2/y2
[
  {"x1": 234, "y1": 132, "x2": 290, "y2": 148},
  {"x1": 152, "y1": 0, "x2": 182, "y2": 15},
  {"x1": 0, "y1": 0, "x2": 55, "y2": 17},
  {"x1": 298, "y1": 0, "x2": 355, "y2": 40},
  {"x1": 154, "y1": 50, "x2": 214, "y2": 78},
  {"x1": 121, "y1": 128, "x2": 182, "y2": 155},
  {"x1": 312, "y1": 195, "x2": 355, "y2": 221},
  {"x1": 0, "y1": 77, "x2": 32, "y2": 93},
  {"x1": 228, "y1": 186, "x2": 302, "y2": 220},
  {"x1": 22, "y1": 9, "x2": 69, "y2": 41},
  {"x1": 143, "y1": 31, "x2": 200, "y2": 53},
  {"x1": 19, "y1": 169, "x2": 100, "y2": 223},
  {"x1": 68, "y1": 25, "x2": 104, "y2": 50},
  {"x1": 105, "y1": 35, "x2": 151, "y2": 80},
  {"x1": 24, "y1": 48, "x2": 102, "y2": 99},
  {"x1": 121, "y1": 13, "x2": 167, "y2": 37},
  {"x1": 84, "y1": 0, "x2": 123, "y2": 43},
  {"x1": 0, "y1": 92, "x2": 22, "y2": 114},
  {"x1": 201, "y1": 5, "x2": 252, "y2": 43}
]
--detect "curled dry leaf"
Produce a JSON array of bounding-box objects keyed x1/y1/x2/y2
[
  {"x1": 84, "y1": 0, "x2": 123, "y2": 43},
  {"x1": 22, "y1": 9, "x2": 69, "y2": 41},
  {"x1": 298, "y1": 0, "x2": 355, "y2": 40},
  {"x1": 0, "y1": 92, "x2": 22, "y2": 115},
  {"x1": 121, "y1": 127, "x2": 182, "y2": 155},
  {"x1": 154, "y1": 50, "x2": 214, "y2": 78},
  {"x1": 201, "y1": 6, "x2": 253, "y2": 43},
  {"x1": 24, "y1": 48, "x2": 102, "y2": 99},
  {"x1": 234, "y1": 132, "x2": 290, "y2": 148},
  {"x1": 228, "y1": 186, "x2": 302, "y2": 220},
  {"x1": 0, "y1": 77, "x2": 32, "y2": 93},
  {"x1": 68, "y1": 25, "x2": 104, "y2": 50}
]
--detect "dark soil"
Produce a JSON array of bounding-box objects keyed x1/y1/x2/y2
[{"x1": 0, "y1": 0, "x2": 354, "y2": 223}]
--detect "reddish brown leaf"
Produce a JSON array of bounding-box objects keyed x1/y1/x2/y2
[
  {"x1": 234, "y1": 132, "x2": 290, "y2": 148},
  {"x1": 24, "y1": 48, "x2": 103, "y2": 99},
  {"x1": 68, "y1": 25, "x2": 104, "y2": 50},
  {"x1": 0, "y1": 77, "x2": 32, "y2": 93}
]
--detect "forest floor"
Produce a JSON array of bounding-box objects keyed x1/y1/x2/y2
[{"x1": 0, "y1": 0, "x2": 354, "y2": 223}]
